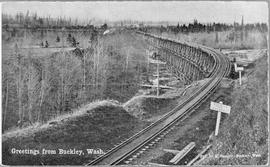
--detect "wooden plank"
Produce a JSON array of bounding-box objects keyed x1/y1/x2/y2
[
  {"x1": 140, "y1": 84, "x2": 175, "y2": 89},
  {"x1": 186, "y1": 144, "x2": 212, "y2": 166},
  {"x1": 236, "y1": 67, "x2": 244, "y2": 71},
  {"x1": 185, "y1": 85, "x2": 192, "y2": 89},
  {"x1": 192, "y1": 154, "x2": 207, "y2": 166},
  {"x1": 210, "y1": 102, "x2": 231, "y2": 114},
  {"x1": 182, "y1": 90, "x2": 187, "y2": 96},
  {"x1": 169, "y1": 142, "x2": 196, "y2": 164},
  {"x1": 148, "y1": 162, "x2": 169, "y2": 166},
  {"x1": 163, "y1": 149, "x2": 180, "y2": 154},
  {"x1": 149, "y1": 59, "x2": 166, "y2": 64},
  {"x1": 151, "y1": 77, "x2": 170, "y2": 81}
]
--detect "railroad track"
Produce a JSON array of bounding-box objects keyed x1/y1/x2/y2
[{"x1": 85, "y1": 32, "x2": 231, "y2": 166}]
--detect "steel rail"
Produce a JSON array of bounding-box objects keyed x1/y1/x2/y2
[
  {"x1": 109, "y1": 45, "x2": 230, "y2": 165},
  {"x1": 85, "y1": 32, "x2": 231, "y2": 166}
]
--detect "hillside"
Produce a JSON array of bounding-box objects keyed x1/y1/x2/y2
[
  {"x1": 123, "y1": 79, "x2": 209, "y2": 121},
  {"x1": 203, "y1": 53, "x2": 268, "y2": 165},
  {"x1": 2, "y1": 100, "x2": 147, "y2": 165}
]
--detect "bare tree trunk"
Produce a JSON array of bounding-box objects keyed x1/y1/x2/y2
[
  {"x1": 38, "y1": 89, "x2": 44, "y2": 122},
  {"x1": 37, "y1": 69, "x2": 45, "y2": 122},
  {"x1": 27, "y1": 59, "x2": 33, "y2": 124},
  {"x1": 123, "y1": 49, "x2": 129, "y2": 93},
  {"x1": 3, "y1": 81, "x2": 9, "y2": 128},
  {"x1": 15, "y1": 43, "x2": 24, "y2": 128},
  {"x1": 61, "y1": 57, "x2": 65, "y2": 115},
  {"x1": 18, "y1": 66, "x2": 23, "y2": 127},
  {"x1": 96, "y1": 40, "x2": 100, "y2": 91},
  {"x1": 94, "y1": 38, "x2": 101, "y2": 98},
  {"x1": 93, "y1": 44, "x2": 97, "y2": 99},
  {"x1": 83, "y1": 51, "x2": 86, "y2": 99}
]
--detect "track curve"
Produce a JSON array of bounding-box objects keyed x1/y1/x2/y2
[{"x1": 85, "y1": 31, "x2": 231, "y2": 166}]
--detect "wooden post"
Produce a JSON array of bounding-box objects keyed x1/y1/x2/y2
[
  {"x1": 210, "y1": 101, "x2": 231, "y2": 136},
  {"x1": 239, "y1": 70, "x2": 242, "y2": 85},
  {"x1": 62, "y1": 27, "x2": 64, "y2": 48},
  {"x1": 169, "y1": 142, "x2": 196, "y2": 164},
  {"x1": 157, "y1": 61, "x2": 159, "y2": 96},
  {"x1": 147, "y1": 50, "x2": 150, "y2": 74},
  {"x1": 215, "y1": 102, "x2": 222, "y2": 136},
  {"x1": 3, "y1": 81, "x2": 9, "y2": 127},
  {"x1": 234, "y1": 63, "x2": 244, "y2": 86}
]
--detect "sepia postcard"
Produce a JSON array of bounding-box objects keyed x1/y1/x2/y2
[{"x1": 1, "y1": 0, "x2": 269, "y2": 166}]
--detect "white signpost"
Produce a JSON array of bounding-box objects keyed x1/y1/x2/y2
[
  {"x1": 234, "y1": 63, "x2": 244, "y2": 85},
  {"x1": 210, "y1": 101, "x2": 231, "y2": 136}
]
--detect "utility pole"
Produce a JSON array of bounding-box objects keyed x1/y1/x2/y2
[
  {"x1": 156, "y1": 60, "x2": 160, "y2": 96},
  {"x1": 214, "y1": 25, "x2": 218, "y2": 44},
  {"x1": 147, "y1": 50, "x2": 150, "y2": 74},
  {"x1": 241, "y1": 16, "x2": 244, "y2": 42},
  {"x1": 239, "y1": 69, "x2": 242, "y2": 85},
  {"x1": 62, "y1": 27, "x2": 65, "y2": 48}
]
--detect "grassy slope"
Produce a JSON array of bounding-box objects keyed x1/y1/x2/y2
[
  {"x1": 204, "y1": 54, "x2": 268, "y2": 165},
  {"x1": 123, "y1": 78, "x2": 209, "y2": 121},
  {"x1": 2, "y1": 100, "x2": 147, "y2": 165}
]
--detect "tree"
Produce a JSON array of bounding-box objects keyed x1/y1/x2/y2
[
  {"x1": 13, "y1": 43, "x2": 24, "y2": 127},
  {"x1": 3, "y1": 71, "x2": 10, "y2": 129},
  {"x1": 101, "y1": 23, "x2": 108, "y2": 30},
  {"x1": 56, "y1": 36, "x2": 60, "y2": 42},
  {"x1": 72, "y1": 36, "x2": 79, "y2": 47},
  {"x1": 241, "y1": 16, "x2": 244, "y2": 42},
  {"x1": 37, "y1": 61, "x2": 49, "y2": 122}
]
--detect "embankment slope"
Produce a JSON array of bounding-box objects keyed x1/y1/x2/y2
[{"x1": 2, "y1": 100, "x2": 146, "y2": 165}]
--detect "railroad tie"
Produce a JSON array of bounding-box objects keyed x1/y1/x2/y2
[
  {"x1": 132, "y1": 155, "x2": 138, "y2": 159},
  {"x1": 124, "y1": 161, "x2": 130, "y2": 164},
  {"x1": 148, "y1": 143, "x2": 155, "y2": 146},
  {"x1": 155, "y1": 138, "x2": 160, "y2": 142},
  {"x1": 139, "y1": 150, "x2": 144, "y2": 154},
  {"x1": 163, "y1": 131, "x2": 169, "y2": 134},
  {"x1": 135, "y1": 152, "x2": 141, "y2": 156},
  {"x1": 160, "y1": 134, "x2": 165, "y2": 137}
]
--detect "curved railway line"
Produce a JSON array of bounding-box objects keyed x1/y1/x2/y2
[{"x1": 85, "y1": 31, "x2": 231, "y2": 166}]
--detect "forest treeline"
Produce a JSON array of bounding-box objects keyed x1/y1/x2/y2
[
  {"x1": 2, "y1": 12, "x2": 268, "y2": 34},
  {"x1": 140, "y1": 19, "x2": 268, "y2": 34},
  {"x1": 2, "y1": 12, "x2": 107, "y2": 30}
]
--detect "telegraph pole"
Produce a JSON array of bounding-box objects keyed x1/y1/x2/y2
[{"x1": 157, "y1": 60, "x2": 160, "y2": 96}]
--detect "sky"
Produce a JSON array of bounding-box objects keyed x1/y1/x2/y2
[{"x1": 2, "y1": 1, "x2": 269, "y2": 24}]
